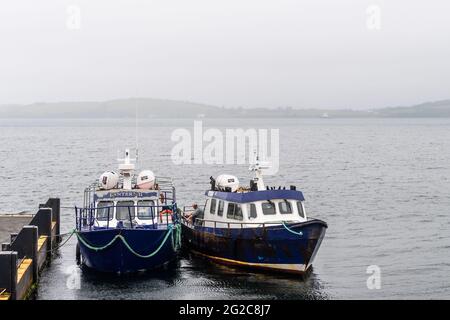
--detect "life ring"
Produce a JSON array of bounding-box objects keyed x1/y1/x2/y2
[{"x1": 160, "y1": 209, "x2": 173, "y2": 222}]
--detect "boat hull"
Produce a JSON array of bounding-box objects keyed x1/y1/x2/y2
[
  {"x1": 77, "y1": 227, "x2": 178, "y2": 273},
  {"x1": 181, "y1": 219, "x2": 327, "y2": 274}
]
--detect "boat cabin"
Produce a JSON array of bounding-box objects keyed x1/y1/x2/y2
[
  {"x1": 190, "y1": 155, "x2": 308, "y2": 228},
  {"x1": 93, "y1": 190, "x2": 161, "y2": 228},
  {"x1": 198, "y1": 189, "x2": 307, "y2": 228},
  {"x1": 76, "y1": 149, "x2": 176, "y2": 231}
]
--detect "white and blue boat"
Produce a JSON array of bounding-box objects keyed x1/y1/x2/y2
[
  {"x1": 181, "y1": 157, "x2": 327, "y2": 275},
  {"x1": 75, "y1": 149, "x2": 181, "y2": 273}
]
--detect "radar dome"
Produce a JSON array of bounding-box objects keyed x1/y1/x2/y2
[
  {"x1": 99, "y1": 171, "x2": 119, "y2": 190},
  {"x1": 216, "y1": 174, "x2": 240, "y2": 192},
  {"x1": 137, "y1": 170, "x2": 156, "y2": 189}
]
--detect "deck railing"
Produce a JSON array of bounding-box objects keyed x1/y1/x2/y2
[
  {"x1": 75, "y1": 203, "x2": 179, "y2": 231},
  {"x1": 180, "y1": 215, "x2": 286, "y2": 231},
  {"x1": 84, "y1": 175, "x2": 176, "y2": 204}
]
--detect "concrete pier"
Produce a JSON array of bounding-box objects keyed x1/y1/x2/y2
[
  {"x1": 0, "y1": 198, "x2": 60, "y2": 300},
  {"x1": 0, "y1": 214, "x2": 33, "y2": 244}
]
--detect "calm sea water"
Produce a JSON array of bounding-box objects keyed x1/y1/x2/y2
[{"x1": 0, "y1": 118, "x2": 449, "y2": 299}]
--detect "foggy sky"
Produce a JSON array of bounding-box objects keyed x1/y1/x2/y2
[{"x1": 1, "y1": 0, "x2": 450, "y2": 109}]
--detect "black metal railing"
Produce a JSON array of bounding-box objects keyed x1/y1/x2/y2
[
  {"x1": 180, "y1": 215, "x2": 282, "y2": 230},
  {"x1": 75, "y1": 203, "x2": 179, "y2": 231}
]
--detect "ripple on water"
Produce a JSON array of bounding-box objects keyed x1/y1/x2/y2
[{"x1": 1, "y1": 118, "x2": 449, "y2": 299}]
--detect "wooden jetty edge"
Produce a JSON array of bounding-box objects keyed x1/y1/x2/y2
[{"x1": 0, "y1": 198, "x2": 60, "y2": 300}]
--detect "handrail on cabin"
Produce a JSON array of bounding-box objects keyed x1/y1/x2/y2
[
  {"x1": 75, "y1": 203, "x2": 178, "y2": 231},
  {"x1": 180, "y1": 215, "x2": 286, "y2": 230}
]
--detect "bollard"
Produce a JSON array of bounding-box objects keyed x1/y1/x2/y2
[
  {"x1": 0, "y1": 251, "x2": 18, "y2": 300},
  {"x1": 32, "y1": 208, "x2": 53, "y2": 254},
  {"x1": 48, "y1": 198, "x2": 60, "y2": 240},
  {"x1": 24, "y1": 226, "x2": 39, "y2": 283},
  {"x1": 11, "y1": 226, "x2": 39, "y2": 283},
  {"x1": 42, "y1": 208, "x2": 53, "y2": 254}
]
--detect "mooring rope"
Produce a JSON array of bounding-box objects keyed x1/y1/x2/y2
[
  {"x1": 42, "y1": 230, "x2": 75, "y2": 239},
  {"x1": 42, "y1": 223, "x2": 181, "y2": 256},
  {"x1": 171, "y1": 224, "x2": 182, "y2": 251},
  {"x1": 281, "y1": 221, "x2": 303, "y2": 236},
  {"x1": 74, "y1": 224, "x2": 181, "y2": 258},
  {"x1": 45, "y1": 229, "x2": 76, "y2": 254}
]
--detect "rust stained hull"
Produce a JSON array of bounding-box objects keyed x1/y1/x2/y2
[{"x1": 181, "y1": 219, "x2": 327, "y2": 275}]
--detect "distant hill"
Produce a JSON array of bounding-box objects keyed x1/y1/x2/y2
[
  {"x1": 1, "y1": 98, "x2": 450, "y2": 118},
  {"x1": 371, "y1": 100, "x2": 450, "y2": 117},
  {"x1": 0, "y1": 98, "x2": 223, "y2": 119}
]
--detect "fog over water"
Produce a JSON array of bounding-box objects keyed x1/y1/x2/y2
[{"x1": 1, "y1": 1, "x2": 450, "y2": 109}]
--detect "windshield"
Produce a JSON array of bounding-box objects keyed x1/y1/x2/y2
[
  {"x1": 116, "y1": 201, "x2": 135, "y2": 221},
  {"x1": 137, "y1": 200, "x2": 155, "y2": 220},
  {"x1": 96, "y1": 201, "x2": 113, "y2": 221}
]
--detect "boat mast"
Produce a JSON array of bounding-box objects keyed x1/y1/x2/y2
[
  {"x1": 249, "y1": 151, "x2": 271, "y2": 191},
  {"x1": 118, "y1": 149, "x2": 135, "y2": 190}
]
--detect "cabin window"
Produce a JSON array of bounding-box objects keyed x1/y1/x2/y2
[
  {"x1": 262, "y1": 202, "x2": 276, "y2": 215},
  {"x1": 116, "y1": 201, "x2": 135, "y2": 221},
  {"x1": 137, "y1": 200, "x2": 154, "y2": 220},
  {"x1": 227, "y1": 203, "x2": 243, "y2": 221},
  {"x1": 96, "y1": 201, "x2": 113, "y2": 221},
  {"x1": 279, "y1": 201, "x2": 292, "y2": 214},
  {"x1": 227, "y1": 203, "x2": 235, "y2": 219},
  {"x1": 210, "y1": 199, "x2": 217, "y2": 215},
  {"x1": 217, "y1": 201, "x2": 224, "y2": 216},
  {"x1": 297, "y1": 201, "x2": 305, "y2": 218},
  {"x1": 249, "y1": 204, "x2": 257, "y2": 219},
  {"x1": 234, "y1": 205, "x2": 243, "y2": 220}
]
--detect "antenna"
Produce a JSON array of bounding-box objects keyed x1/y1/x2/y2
[
  {"x1": 135, "y1": 96, "x2": 139, "y2": 168},
  {"x1": 118, "y1": 149, "x2": 136, "y2": 190},
  {"x1": 249, "y1": 150, "x2": 271, "y2": 191}
]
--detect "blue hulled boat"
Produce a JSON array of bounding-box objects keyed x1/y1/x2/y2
[
  {"x1": 75, "y1": 149, "x2": 180, "y2": 273},
  {"x1": 181, "y1": 157, "x2": 327, "y2": 275}
]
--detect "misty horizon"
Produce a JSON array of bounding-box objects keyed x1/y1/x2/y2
[
  {"x1": 2, "y1": 96, "x2": 450, "y2": 111},
  {"x1": 2, "y1": 96, "x2": 450, "y2": 119},
  {"x1": 1, "y1": 1, "x2": 450, "y2": 109}
]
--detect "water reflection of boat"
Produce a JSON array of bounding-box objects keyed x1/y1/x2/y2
[
  {"x1": 74, "y1": 149, "x2": 180, "y2": 273},
  {"x1": 70, "y1": 253, "x2": 329, "y2": 300},
  {"x1": 182, "y1": 253, "x2": 330, "y2": 299},
  {"x1": 181, "y1": 155, "x2": 327, "y2": 275}
]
